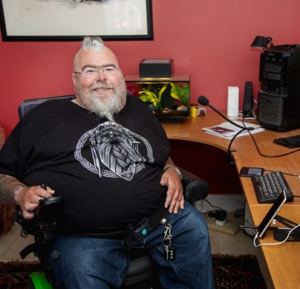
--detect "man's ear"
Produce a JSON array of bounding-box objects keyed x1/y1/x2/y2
[{"x1": 72, "y1": 73, "x2": 76, "y2": 85}]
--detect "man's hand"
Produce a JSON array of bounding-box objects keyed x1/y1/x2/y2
[
  {"x1": 160, "y1": 167, "x2": 184, "y2": 214},
  {"x1": 15, "y1": 185, "x2": 55, "y2": 219}
]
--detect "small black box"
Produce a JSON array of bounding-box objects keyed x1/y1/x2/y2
[{"x1": 139, "y1": 59, "x2": 173, "y2": 78}]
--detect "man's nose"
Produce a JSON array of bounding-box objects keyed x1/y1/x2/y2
[{"x1": 96, "y1": 68, "x2": 106, "y2": 80}]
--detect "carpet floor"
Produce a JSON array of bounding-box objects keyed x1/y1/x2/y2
[
  {"x1": 0, "y1": 254, "x2": 266, "y2": 289},
  {"x1": 212, "y1": 254, "x2": 266, "y2": 289}
]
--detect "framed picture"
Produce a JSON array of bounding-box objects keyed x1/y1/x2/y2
[{"x1": 0, "y1": 0, "x2": 153, "y2": 41}]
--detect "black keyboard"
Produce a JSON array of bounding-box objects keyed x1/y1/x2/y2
[{"x1": 251, "y1": 171, "x2": 294, "y2": 203}]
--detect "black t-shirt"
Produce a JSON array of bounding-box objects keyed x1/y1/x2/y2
[{"x1": 0, "y1": 94, "x2": 171, "y2": 235}]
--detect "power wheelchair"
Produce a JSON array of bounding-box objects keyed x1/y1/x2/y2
[
  {"x1": 17, "y1": 95, "x2": 210, "y2": 289},
  {"x1": 17, "y1": 168, "x2": 209, "y2": 289}
]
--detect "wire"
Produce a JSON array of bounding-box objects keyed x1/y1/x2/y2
[
  {"x1": 227, "y1": 128, "x2": 248, "y2": 164},
  {"x1": 228, "y1": 195, "x2": 245, "y2": 206},
  {"x1": 253, "y1": 224, "x2": 300, "y2": 247},
  {"x1": 235, "y1": 112, "x2": 300, "y2": 158},
  {"x1": 203, "y1": 199, "x2": 222, "y2": 211},
  {"x1": 247, "y1": 130, "x2": 300, "y2": 158},
  {"x1": 262, "y1": 168, "x2": 300, "y2": 178}
]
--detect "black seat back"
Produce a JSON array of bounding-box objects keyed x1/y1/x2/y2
[{"x1": 18, "y1": 95, "x2": 75, "y2": 119}]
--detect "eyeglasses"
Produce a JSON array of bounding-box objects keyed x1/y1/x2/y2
[{"x1": 73, "y1": 65, "x2": 119, "y2": 79}]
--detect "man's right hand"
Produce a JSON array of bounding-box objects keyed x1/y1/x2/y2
[{"x1": 15, "y1": 185, "x2": 55, "y2": 219}]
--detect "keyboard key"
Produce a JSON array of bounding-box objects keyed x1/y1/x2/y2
[{"x1": 251, "y1": 171, "x2": 294, "y2": 203}]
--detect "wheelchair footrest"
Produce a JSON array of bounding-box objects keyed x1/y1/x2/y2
[
  {"x1": 30, "y1": 272, "x2": 54, "y2": 289},
  {"x1": 20, "y1": 243, "x2": 37, "y2": 260}
]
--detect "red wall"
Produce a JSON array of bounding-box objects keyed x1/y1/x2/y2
[{"x1": 1, "y1": 0, "x2": 300, "y2": 137}]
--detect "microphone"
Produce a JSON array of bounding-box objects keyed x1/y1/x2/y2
[
  {"x1": 197, "y1": 95, "x2": 254, "y2": 131},
  {"x1": 198, "y1": 95, "x2": 255, "y2": 164}
]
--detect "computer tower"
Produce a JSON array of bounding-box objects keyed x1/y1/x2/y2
[{"x1": 257, "y1": 45, "x2": 300, "y2": 131}]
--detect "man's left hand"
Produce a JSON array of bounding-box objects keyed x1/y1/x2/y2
[{"x1": 160, "y1": 168, "x2": 184, "y2": 214}]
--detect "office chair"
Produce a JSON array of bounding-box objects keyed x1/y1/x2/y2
[{"x1": 17, "y1": 95, "x2": 210, "y2": 289}]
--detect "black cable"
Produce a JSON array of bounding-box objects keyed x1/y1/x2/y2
[
  {"x1": 227, "y1": 128, "x2": 247, "y2": 164},
  {"x1": 248, "y1": 130, "x2": 300, "y2": 158},
  {"x1": 226, "y1": 117, "x2": 256, "y2": 164},
  {"x1": 263, "y1": 168, "x2": 300, "y2": 178},
  {"x1": 236, "y1": 109, "x2": 300, "y2": 158},
  {"x1": 203, "y1": 199, "x2": 222, "y2": 211}
]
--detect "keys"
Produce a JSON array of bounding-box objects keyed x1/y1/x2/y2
[
  {"x1": 165, "y1": 246, "x2": 176, "y2": 261},
  {"x1": 163, "y1": 223, "x2": 176, "y2": 261}
]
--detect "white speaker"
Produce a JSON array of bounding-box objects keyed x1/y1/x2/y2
[{"x1": 227, "y1": 86, "x2": 239, "y2": 117}]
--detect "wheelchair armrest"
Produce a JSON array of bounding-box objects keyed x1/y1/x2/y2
[
  {"x1": 180, "y1": 168, "x2": 210, "y2": 205},
  {"x1": 17, "y1": 196, "x2": 63, "y2": 288}
]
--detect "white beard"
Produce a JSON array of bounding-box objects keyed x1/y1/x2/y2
[
  {"x1": 85, "y1": 80, "x2": 127, "y2": 122},
  {"x1": 74, "y1": 78, "x2": 127, "y2": 123},
  {"x1": 88, "y1": 91, "x2": 121, "y2": 122}
]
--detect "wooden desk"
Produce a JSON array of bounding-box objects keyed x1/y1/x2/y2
[
  {"x1": 250, "y1": 206, "x2": 300, "y2": 288},
  {"x1": 162, "y1": 113, "x2": 300, "y2": 288}
]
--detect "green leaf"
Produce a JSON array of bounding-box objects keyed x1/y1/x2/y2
[
  {"x1": 139, "y1": 88, "x2": 159, "y2": 106},
  {"x1": 139, "y1": 95, "x2": 158, "y2": 106},
  {"x1": 170, "y1": 83, "x2": 183, "y2": 102},
  {"x1": 158, "y1": 83, "x2": 169, "y2": 103}
]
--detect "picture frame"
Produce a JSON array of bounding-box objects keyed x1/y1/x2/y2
[{"x1": 0, "y1": 0, "x2": 153, "y2": 41}]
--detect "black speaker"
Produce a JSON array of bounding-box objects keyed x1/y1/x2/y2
[
  {"x1": 257, "y1": 45, "x2": 300, "y2": 131},
  {"x1": 243, "y1": 81, "x2": 253, "y2": 117},
  {"x1": 139, "y1": 59, "x2": 173, "y2": 78}
]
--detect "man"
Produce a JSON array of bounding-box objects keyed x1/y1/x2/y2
[{"x1": 0, "y1": 36, "x2": 215, "y2": 288}]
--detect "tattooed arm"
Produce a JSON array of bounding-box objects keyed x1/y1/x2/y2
[
  {"x1": 0, "y1": 174, "x2": 26, "y2": 202},
  {"x1": 0, "y1": 174, "x2": 55, "y2": 219}
]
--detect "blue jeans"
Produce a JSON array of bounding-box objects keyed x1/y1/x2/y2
[{"x1": 49, "y1": 201, "x2": 215, "y2": 289}]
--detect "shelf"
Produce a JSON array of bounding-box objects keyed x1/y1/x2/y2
[{"x1": 125, "y1": 75, "x2": 190, "y2": 82}]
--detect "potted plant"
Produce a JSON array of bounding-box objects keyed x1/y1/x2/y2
[{"x1": 138, "y1": 82, "x2": 190, "y2": 111}]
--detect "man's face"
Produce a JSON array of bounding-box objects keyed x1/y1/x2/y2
[{"x1": 72, "y1": 47, "x2": 127, "y2": 120}]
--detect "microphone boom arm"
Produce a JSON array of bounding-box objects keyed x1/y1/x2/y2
[
  {"x1": 207, "y1": 104, "x2": 253, "y2": 131},
  {"x1": 197, "y1": 95, "x2": 255, "y2": 164},
  {"x1": 227, "y1": 128, "x2": 247, "y2": 164}
]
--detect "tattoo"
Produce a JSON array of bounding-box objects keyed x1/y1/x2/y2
[
  {"x1": 164, "y1": 157, "x2": 174, "y2": 169},
  {"x1": 0, "y1": 174, "x2": 24, "y2": 202}
]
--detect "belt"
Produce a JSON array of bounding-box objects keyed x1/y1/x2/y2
[
  {"x1": 124, "y1": 197, "x2": 168, "y2": 250},
  {"x1": 55, "y1": 197, "x2": 168, "y2": 249}
]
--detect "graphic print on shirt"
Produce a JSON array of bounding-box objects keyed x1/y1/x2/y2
[{"x1": 74, "y1": 122, "x2": 154, "y2": 181}]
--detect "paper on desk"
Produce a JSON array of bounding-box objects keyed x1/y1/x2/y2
[{"x1": 202, "y1": 121, "x2": 265, "y2": 139}]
